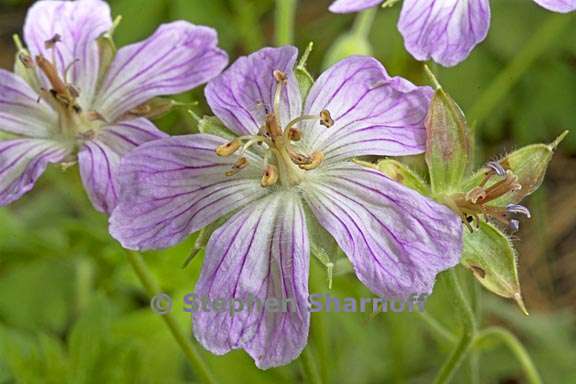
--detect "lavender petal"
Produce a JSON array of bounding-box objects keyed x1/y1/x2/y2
[
  {"x1": 303, "y1": 162, "x2": 462, "y2": 298},
  {"x1": 205, "y1": 46, "x2": 302, "y2": 136},
  {"x1": 506, "y1": 204, "x2": 531, "y2": 218},
  {"x1": 398, "y1": 0, "x2": 491, "y2": 67},
  {"x1": 302, "y1": 56, "x2": 433, "y2": 163},
  {"x1": 109, "y1": 134, "x2": 269, "y2": 250},
  {"x1": 329, "y1": 0, "x2": 383, "y2": 13},
  {"x1": 532, "y1": 0, "x2": 576, "y2": 12},
  {"x1": 24, "y1": 0, "x2": 113, "y2": 107},
  {"x1": 0, "y1": 139, "x2": 71, "y2": 206},
  {"x1": 95, "y1": 22, "x2": 228, "y2": 122},
  {"x1": 193, "y1": 192, "x2": 310, "y2": 369},
  {"x1": 78, "y1": 118, "x2": 168, "y2": 214}
]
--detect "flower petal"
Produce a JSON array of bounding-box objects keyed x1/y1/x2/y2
[
  {"x1": 193, "y1": 192, "x2": 310, "y2": 369},
  {"x1": 532, "y1": 0, "x2": 576, "y2": 12},
  {"x1": 0, "y1": 69, "x2": 57, "y2": 137},
  {"x1": 78, "y1": 118, "x2": 167, "y2": 213},
  {"x1": 109, "y1": 134, "x2": 269, "y2": 250},
  {"x1": 301, "y1": 56, "x2": 432, "y2": 163},
  {"x1": 329, "y1": 0, "x2": 383, "y2": 13},
  {"x1": 303, "y1": 162, "x2": 462, "y2": 298},
  {"x1": 0, "y1": 139, "x2": 71, "y2": 206},
  {"x1": 23, "y1": 0, "x2": 113, "y2": 107},
  {"x1": 205, "y1": 46, "x2": 302, "y2": 136},
  {"x1": 95, "y1": 22, "x2": 228, "y2": 121},
  {"x1": 398, "y1": 0, "x2": 491, "y2": 67}
]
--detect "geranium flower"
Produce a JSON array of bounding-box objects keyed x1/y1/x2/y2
[
  {"x1": 109, "y1": 46, "x2": 462, "y2": 368},
  {"x1": 329, "y1": 0, "x2": 575, "y2": 67},
  {"x1": 0, "y1": 0, "x2": 227, "y2": 212}
]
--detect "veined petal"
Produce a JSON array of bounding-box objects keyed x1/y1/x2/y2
[
  {"x1": 0, "y1": 69, "x2": 57, "y2": 137},
  {"x1": 398, "y1": 0, "x2": 491, "y2": 67},
  {"x1": 78, "y1": 118, "x2": 168, "y2": 214},
  {"x1": 301, "y1": 56, "x2": 432, "y2": 163},
  {"x1": 109, "y1": 134, "x2": 269, "y2": 251},
  {"x1": 23, "y1": 0, "x2": 112, "y2": 107},
  {"x1": 329, "y1": 0, "x2": 383, "y2": 13},
  {"x1": 532, "y1": 0, "x2": 576, "y2": 12},
  {"x1": 205, "y1": 46, "x2": 302, "y2": 136},
  {"x1": 0, "y1": 139, "x2": 71, "y2": 206},
  {"x1": 95, "y1": 22, "x2": 228, "y2": 122},
  {"x1": 193, "y1": 192, "x2": 310, "y2": 369},
  {"x1": 303, "y1": 163, "x2": 462, "y2": 298}
]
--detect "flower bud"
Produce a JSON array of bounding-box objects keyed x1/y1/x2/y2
[
  {"x1": 425, "y1": 88, "x2": 472, "y2": 194},
  {"x1": 462, "y1": 222, "x2": 528, "y2": 315}
]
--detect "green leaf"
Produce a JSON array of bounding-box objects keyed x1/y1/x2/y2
[
  {"x1": 462, "y1": 222, "x2": 527, "y2": 315},
  {"x1": 425, "y1": 87, "x2": 472, "y2": 194}
]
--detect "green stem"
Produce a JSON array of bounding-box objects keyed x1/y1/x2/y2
[
  {"x1": 352, "y1": 8, "x2": 377, "y2": 39},
  {"x1": 126, "y1": 252, "x2": 217, "y2": 384},
  {"x1": 474, "y1": 327, "x2": 542, "y2": 384},
  {"x1": 433, "y1": 269, "x2": 476, "y2": 384},
  {"x1": 469, "y1": 13, "x2": 573, "y2": 126},
  {"x1": 275, "y1": 0, "x2": 297, "y2": 46},
  {"x1": 300, "y1": 346, "x2": 323, "y2": 384},
  {"x1": 415, "y1": 310, "x2": 456, "y2": 344}
]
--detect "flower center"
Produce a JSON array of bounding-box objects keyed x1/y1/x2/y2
[
  {"x1": 215, "y1": 69, "x2": 334, "y2": 188},
  {"x1": 32, "y1": 35, "x2": 105, "y2": 144},
  {"x1": 447, "y1": 161, "x2": 530, "y2": 232}
]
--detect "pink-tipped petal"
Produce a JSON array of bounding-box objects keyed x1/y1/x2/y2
[{"x1": 193, "y1": 192, "x2": 310, "y2": 369}]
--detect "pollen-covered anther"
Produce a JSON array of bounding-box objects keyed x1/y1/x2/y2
[
  {"x1": 225, "y1": 156, "x2": 248, "y2": 176},
  {"x1": 44, "y1": 33, "x2": 62, "y2": 49},
  {"x1": 320, "y1": 109, "x2": 334, "y2": 128},
  {"x1": 261, "y1": 165, "x2": 279, "y2": 187},
  {"x1": 273, "y1": 70, "x2": 287, "y2": 83},
  {"x1": 299, "y1": 151, "x2": 324, "y2": 170},
  {"x1": 216, "y1": 139, "x2": 241, "y2": 157}
]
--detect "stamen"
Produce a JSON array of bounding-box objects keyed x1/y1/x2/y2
[
  {"x1": 216, "y1": 139, "x2": 241, "y2": 157},
  {"x1": 287, "y1": 127, "x2": 301, "y2": 141},
  {"x1": 299, "y1": 151, "x2": 324, "y2": 170},
  {"x1": 465, "y1": 186, "x2": 486, "y2": 204},
  {"x1": 44, "y1": 34, "x2": 62, "y2": 49},
  {"x1": 225, "y1": 157, "x2": 248, "y2": 176},
  {"x1": 320, "y1": 109, "x2": 334, "y2": 128},
  {"x1": 273, "y1": 70, "x2": 287, "y2": 117},
  {"x1": 261, "y1": 165, "x2": 279, "y2": 187}
]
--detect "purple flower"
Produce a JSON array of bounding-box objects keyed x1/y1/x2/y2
[
  {"x1": 110, "y1": 46, "x2": 462, "y2": 368},
  {"x1": 329, "y1": 0, "x2": 575, "y2": 67},
  {"x1": 0, "y1": 0, "x2": 227, "y2": 212}
]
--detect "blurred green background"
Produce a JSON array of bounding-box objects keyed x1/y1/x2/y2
[{"x1": 0, "y1": 0, "x2": 575, "y2": 383}]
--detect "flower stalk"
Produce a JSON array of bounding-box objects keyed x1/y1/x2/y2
[
  {"x1": 275, "y1": 0, "x2": 297, "y2": 45},
  {"x1": 126, "y1": 252, "x2": 218, "y2": 384}
]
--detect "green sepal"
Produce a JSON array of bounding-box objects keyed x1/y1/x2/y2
[
  {"x1": 322, "y1": 32, "x2": 372, "y2": 68},
  {"x1": 462, "y1": 222, "x2": 527, "y2": 315},
  {"x1": 97, "y1": 16, "x2": 122, "y2": 85},
  {"x1": 372, "y1": 159, "x2": 430, "y2": 196},
  {"x1": 194, "y1": 114, "x2": 237, "y2": 140},
  {"x1": 12, "y1": 34, "x2": 41, "y2": 93},
  {"x1": 424, "y1": 84, "x2": 472, "y2": 194}
]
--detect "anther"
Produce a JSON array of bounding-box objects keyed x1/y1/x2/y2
[
  {"x1": 261, "y1": 165, "x2": 279, "y2": 187},
  {"x1": 216, "y1": 139, "x2": 241, "y2": 157},
  {"x1": 299, "y1": 151, "x2": 324, "y2": 170},
  {"x1": 273, "y1": 70, "x2": 287, "y2": 83},
  {"x1": 225, "y1": 157, "x2": 248, "y2": 176},
  {"x1": 18, "y1": 52, "x2": 34, "y2": 68},
  {"x1": 44, "y1": 34, "x2": 62, "y2": 49},
  {"x1": 288, "y1": 127, "x2": 302, "y2": 141},
  {"x1": 320, "y1": 110, "x2": 334, "y2": 128}
]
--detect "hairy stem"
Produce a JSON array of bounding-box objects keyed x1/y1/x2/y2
[
  {"x1": 126, "y1": 252, "x2": 217, "y2": 384},
  {"x1": 275, "y1": 0, "x2": 297, "y2": 46},
  {"x1": 474, "y1": 327, "x2": 542, "y2": 384}
]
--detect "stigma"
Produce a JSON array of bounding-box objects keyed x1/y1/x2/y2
[
  {"x1": 215, "y1": 69, "x2": 334, "y2": 188},
  {"x1": 449, "y1": 161, "x2": 530, "y2": 232}
]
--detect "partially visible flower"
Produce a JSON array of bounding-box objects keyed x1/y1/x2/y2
[
  {"x1": 329, "y1": 0, "x2": 575, "y2": 67},
  {"x1": 0, "y1": 0, "x2": 227, "y2": 212},
  {"x1": 110, "y1": 46, "x2": 463, "y2": 368}
]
